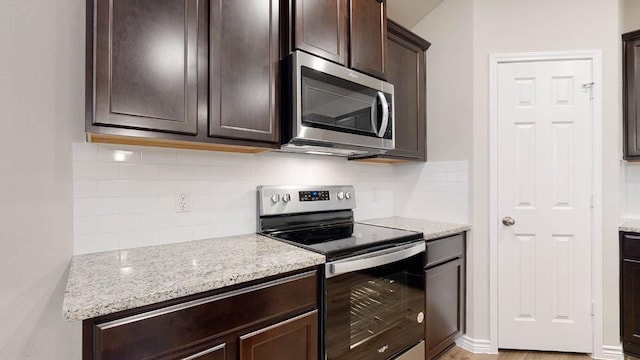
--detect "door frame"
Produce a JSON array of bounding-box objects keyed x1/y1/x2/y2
[{"x1": 488, "y1": 50, "x2": 603, "y2": 356}]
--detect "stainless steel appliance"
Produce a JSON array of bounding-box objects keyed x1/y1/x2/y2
[
  {"x1": 257, "y1": 185, "x2": 425, "y2": 360},
  {"x1": 281, "y1": 51, "x2": 395, "y2": 158}
]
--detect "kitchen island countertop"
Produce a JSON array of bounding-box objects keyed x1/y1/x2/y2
[
  {"x1": 63, "y1": 233, "x2": 325, "y2": 321},
  {"x1": 360, "y1": 217, "x2": 470, "y2": 240}
]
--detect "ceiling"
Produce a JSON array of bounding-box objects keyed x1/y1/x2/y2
[{"x1": 387, "y1": 0, "x2": 443, "y2": 29}]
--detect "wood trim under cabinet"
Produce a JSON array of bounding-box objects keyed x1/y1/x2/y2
[{"x1": 87, "y1": 133, "x2": 273, "y2": 154}]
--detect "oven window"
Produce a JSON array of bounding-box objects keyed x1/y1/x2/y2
[
  {"x1": 325, "y1": 252, "x2": 424, "y2": 360},
  {"x1": 301, "y1": 67, "x2": 386, "y2": 138}
]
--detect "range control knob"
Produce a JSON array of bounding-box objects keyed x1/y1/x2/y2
[
  {"x1": 345, "y1": 192, "x2": 352, "y2": 199},
  {"x1": 270, "y1": 194, "x2": 280, "y2": 203},
  {"x1": 282, "y1": 193, "x2": 291, "y2": 202},
  {"x1": 337, "y1": 191, "x2": 345, "y2": 200}
]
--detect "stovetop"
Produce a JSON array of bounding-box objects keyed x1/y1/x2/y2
[
  {"x1": 257, "y1": 185, "x2": 424, "y2": 261},
  {"x1": 263, "y1": 222, "x2": 423, "y2": 261}
]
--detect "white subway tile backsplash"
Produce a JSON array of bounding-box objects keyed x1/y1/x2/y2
[
  {"x1": 73, "y1": 142, "x2": 98, "y2": 162},
  {"x1": 97, "y1": 180, "x2": 140, "y2": 198},
  {"x1": 118, "y1": 229, "x2": 161, "y2": 249},
  {"x1": 98, "y1": 146, "x2": 141, "y2": 164},
  {"x1": 141, "y1": 148, "x2": 178, "y2": 164},
  {"x1": 74, "y1": 162, "x2": 119, "y2": 180},
  {"x1": 73, "y1": 143, "x2": 469, "y2": 254},
  {"x1": 98, "y1": 214, "x2": 140, "y2": 233},
  {"x1": 73, "y1": 216, "x2": 97, "y2": 235},
  {"x1": 119, "y1": 164, "x2": 159, "y2": 180},
  {"x1": 118, "y1": 197, "x2": 157, "y2": 214},
  {"x1": 74, "y1": 234, "x2": 119, "y2": 254},
  {"x1": 139, "y1": 212, "x2": 177, "y2": 229},
  {"x1": 73, "y1": 181, "x2": 97, "y2": 198},
  {"x1": 74, "y1": 198, "x2": 119, "y2": 216}
]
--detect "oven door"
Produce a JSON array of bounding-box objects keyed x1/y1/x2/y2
[{"x1": 324, "y1": 241, "x2": 425, "y2": 360}]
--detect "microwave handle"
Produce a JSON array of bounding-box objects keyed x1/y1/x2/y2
[
  {"x1": 325, "y1": 241, "x2": 425, "y2": 278},
  {"x1": 377, "y1": 92, "x2": 389, "y2": 137}
]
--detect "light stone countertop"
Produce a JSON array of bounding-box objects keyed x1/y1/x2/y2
[
  {"x1": 63, "y1": 233, "x2": 325, "y2": 321},
  {"x1": 620, "y1": 219, "x2": 640, "y2": 233},
  {"x1": 359, "y1": 217, "x2": 470, "y2": 240}
]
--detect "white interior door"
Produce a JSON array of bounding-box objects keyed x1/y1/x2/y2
[{"x1": 497, "y1": 59, "x2": 593, "y2": 352}]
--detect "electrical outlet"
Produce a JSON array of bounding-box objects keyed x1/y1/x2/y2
[{"x1": 175, "y1": 192, "x2": 190, "y2": 212}]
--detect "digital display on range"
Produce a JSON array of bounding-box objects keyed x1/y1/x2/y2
[{"x1": 299, "y1": 190, "x2": 330, "y2": 201}]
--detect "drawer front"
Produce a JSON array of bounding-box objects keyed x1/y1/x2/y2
[
  {"x1": 426, "y1": 234, "x2": 464, "y2": 268},
  {"x1": 94, "y1": 271, "x2": 318, "y2": 360},
  {"x1": 622, "y1": 232, "x2": 640, "y2": 260}
]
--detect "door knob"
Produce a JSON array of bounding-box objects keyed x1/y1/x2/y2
[{"x1": 502, "y1": 216, "x2": 516, "y2": 226}]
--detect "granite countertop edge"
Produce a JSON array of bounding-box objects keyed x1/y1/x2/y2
[
  {"x1": 63, "y1": 233, "x2": 325, "y2": 321},
  {"x1": 359, "y1": 216, "x2": 471, "y2": 240},
  {"x1": 619, "y1": 218, "x2": 640, "y2": 233}
]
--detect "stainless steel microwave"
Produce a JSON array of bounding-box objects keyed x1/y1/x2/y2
[{"x1": 281, "y1": 51, "x2": 395, "y2": 158}]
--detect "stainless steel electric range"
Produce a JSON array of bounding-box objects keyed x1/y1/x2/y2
[{"x1": 257, "y1": 185, "x2": 426, "y2": 360}]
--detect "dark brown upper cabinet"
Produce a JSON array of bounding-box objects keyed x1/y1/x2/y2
[
  {"x1": 349, "y1": 0, "x2": 387, "y2": 79},
  {"x1": 623, "y1": 30, "x2": 640, "y2": 160},
  {"x1": 209, "y1": 0, "x2": 280, "y2": 143},
  {"x1": 285, "y1": 0, "x2": 387, "y2": 79},
  {"x1": 381, "y1": 20, "x2": 430, "y2": 161},
  {"x1": 290, "y1": 0, "x2": 348, "y2": 66},
  {"x1": 86, "y1": 0, "x2": 279, "y2": 151},
  {"x1": 90, "y1": 0, "x2": 207, "y2": 135}
]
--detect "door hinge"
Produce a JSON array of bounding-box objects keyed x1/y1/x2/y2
[
  {"x1": 591, "y1": 300, "x2": 595, "y2": 316},
  {"x1": 590, "y1": 194, "x2": 595, "y2": 208},
  {"x1": 582, "y1": 82, "x2": 595, "y2": 100}
]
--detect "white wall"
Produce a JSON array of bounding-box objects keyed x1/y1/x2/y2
[
  {"x1": 0, "y1": 0, "x2": 84, "y2": 358},
  {"x1": 411, "y1": 0, "x2": 474, "y2": 162},
  {"x1": 471, "y1": 0, "x2": 622, "y2": 349},
  {"x1": 623, "y1": 0, "x2": 640, "y2": 33}
]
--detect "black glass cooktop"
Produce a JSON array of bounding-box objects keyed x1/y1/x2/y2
[{"x1": 265, "y1": 222, "x2": 423, "y2": 261}]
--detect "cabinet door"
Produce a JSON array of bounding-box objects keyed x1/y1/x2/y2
[
  {"x1": 209, "y1": 0, "x2": 279, "y2": 143},
  {"x1": 292, "y1": 0, "x2": 348, "y2": 66},
  {"x1": 349, "y1": 0, "x2": 387, "y2": 79},
  {"x1": 425, "y1": 258, "x2": 464, "y2": 360},
  {"x1": 92, "y1": 0, "x2": 206, "y2": 135},
  {"x1": 624, "y1": 33, "x2": 640, "y2": 159},
  {"x1": 383, "y1": 21, "x2": 429, "y2": 161},
  {"x1": 622, "y1": 260, "x2": 640, "y2": 356},
  {"x1": 239, "y1": 311, "x2": 318, "y2": 360}
]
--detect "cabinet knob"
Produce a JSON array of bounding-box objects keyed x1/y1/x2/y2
[{"x1": 417, "y1": 312, "x2": 424, "y2": 324}]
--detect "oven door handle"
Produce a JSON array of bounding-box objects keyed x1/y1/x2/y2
[{"x1": 325, "y1": 241, "x2": 425, "y2": 278}]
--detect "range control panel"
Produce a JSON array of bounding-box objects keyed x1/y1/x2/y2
[
  {"x1": 299, "y1": 190, "x2": 330, "y2": 202},
  {"x1": 257, "y1": 185, "x2": 356, "y2": 216}
]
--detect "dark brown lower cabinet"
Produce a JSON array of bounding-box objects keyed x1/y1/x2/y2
[
  {"x1": 425, "y1": 234, "x2": 465, "y2": 360},
  {"x1": 620, "y1": 232, "x2": 640, "y2": 357},
  {"x1": 83, "y1": 270, "x2": 318, "y2": 360},
  {"x1": 239, "y1": 311, "x2": 318, "y2": 360}
]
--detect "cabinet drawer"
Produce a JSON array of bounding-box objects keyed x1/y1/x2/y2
[
  {"x1": 93, "y1": 271, "x2": 317, "y2": 360},
  {"x1": 621, "y1": 233, "x2": 640, "y2": 260},
  {"x1": 426, "y1": 234, "x2": 464, "y2": 268}
]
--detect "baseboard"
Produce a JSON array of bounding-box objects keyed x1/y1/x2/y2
[
  {"x1": 455, "y1": 335, "x2": 496, "y2": 354},
  {"x1": 593, "y1": 345, "x2": 624, "y2": 360}
]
